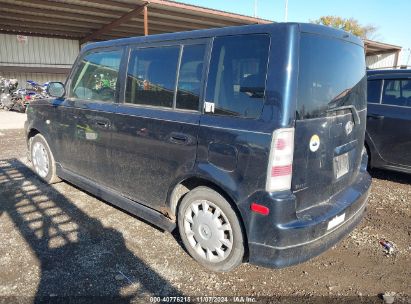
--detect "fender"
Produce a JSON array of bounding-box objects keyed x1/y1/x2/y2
[
  {"x1": 165, "y1": 161, "x2": 246, "y2": 221},
  {"x1": 25, "y1": 102, "x2": 60, "y2": 162}
]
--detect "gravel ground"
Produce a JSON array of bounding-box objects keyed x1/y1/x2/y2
[
  {"x1": 0, "y1": 111, "x2": 27, "y2": 130},
  {"x1": 0, "y1": 126, "x2": 410, "y2": 303}
]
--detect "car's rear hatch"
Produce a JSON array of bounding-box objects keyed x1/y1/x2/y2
[{"x1": 292, "y1": 30, "x2": 367, "y2": 215}]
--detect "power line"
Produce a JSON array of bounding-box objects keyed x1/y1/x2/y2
[
  {"x1": 254, "y1": 0, "x2": 258, "y2": 17},
  {"x1": 285, "y1": 0, "x2": 289, "y2": 22}
]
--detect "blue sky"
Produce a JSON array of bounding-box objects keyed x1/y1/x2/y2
[{"x1": 177, "y1": 0, "x2": 410, "y2": 51}]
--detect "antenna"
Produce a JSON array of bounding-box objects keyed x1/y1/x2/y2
[
  {"x1": 406, "y1": 48, "x2": 411, "y2": 66},
  {"x1": 254, "y1": 0, "x2": 258, "y2": 17},
  {"x1": 284, "y1": 0, "x2": 289, "y2": 22}
]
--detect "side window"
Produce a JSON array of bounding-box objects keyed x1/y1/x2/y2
[
  {"x1": 382, "y1": 79, "x2": 411, "y2": 106},
  {"x1": 125, "y1": 46, "x2": 179, "y2": 108},
  {"x1": 367, "y1": 79, "x2": 382, "y2": 103},
  {"x1": 205, "y1": 34, "x2": 270, "y2": 119},
  {"x1": 176, "y1": 44, "x2": 206, "y2": 111},
  {"x1": 70, "y1": 50, "x2": 122, "y2": 102}
]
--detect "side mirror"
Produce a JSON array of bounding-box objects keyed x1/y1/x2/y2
[{"x1": 47, "y1": 82, "x2": 65, "y2": 98}]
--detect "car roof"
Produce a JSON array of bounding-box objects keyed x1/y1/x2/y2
[{"x1": 81, "y1": 22, "x2": 363, "y2": 53}]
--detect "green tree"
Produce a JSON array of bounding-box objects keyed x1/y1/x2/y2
[{"x1": 311, "y1": 16, "x2": 377, "y2": 39}]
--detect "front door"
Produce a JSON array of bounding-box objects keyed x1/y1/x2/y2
[
  {"x1": 55, "y1": 48, "x2": 124, "y2": 187},
  {"x1": 367, "y1": 78, "x2": 411, "y2": 167}
]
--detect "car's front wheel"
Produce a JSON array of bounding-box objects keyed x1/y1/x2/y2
[
  {"x1": 177, "y1": 186, "x2": 245, "y2": 272},
  {"x1": 30, "y1": 134, "x2": 60, "y2": 184}
]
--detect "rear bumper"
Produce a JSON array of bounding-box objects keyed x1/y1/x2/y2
[{"x1": 245, "y1": 170, "x2": 371, "y2": 268}]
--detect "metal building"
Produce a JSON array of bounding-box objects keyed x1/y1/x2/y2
[
  {"x1": 0, "y1": 34, "x2": 78, "y2": 86},
  {"x1": 0, "y1": 0, "x2": 270, "y2": 88},
  {"x1": 364, "y1": 39, "x2": 403, "y2": 69}
]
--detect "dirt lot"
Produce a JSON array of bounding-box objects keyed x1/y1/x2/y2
[
  {"x1": 0, "y1": 111, "x2": 27, "y2": 130},
  {"x1": 0, "y1": 126, "x2": 410, "y2": 303}
]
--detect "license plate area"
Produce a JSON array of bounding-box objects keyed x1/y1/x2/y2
[
  {"x1": 327, "y1": 213, "x2": 346, "y2": 230},
  {"x1": 334, "y1": 152, "x2": 349, "y2": 179}
]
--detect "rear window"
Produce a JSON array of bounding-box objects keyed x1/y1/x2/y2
[{"x1": 297, "y1": 33, "x2": 366, "y2": 119}]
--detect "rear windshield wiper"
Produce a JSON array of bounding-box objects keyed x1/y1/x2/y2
[{"x1": 326, "y1": 105, "x2": 360, "y2": 125}]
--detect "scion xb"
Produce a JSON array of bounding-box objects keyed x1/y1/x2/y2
[{"x1": 25, "y1": 23, "x2": 371, "y2": 272}]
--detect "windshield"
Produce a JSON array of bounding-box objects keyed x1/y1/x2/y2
[{"x1": 297, "y1": 33, "x2": 366, "y2": 120}]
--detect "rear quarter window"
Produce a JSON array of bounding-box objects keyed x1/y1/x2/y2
[{"x1": 205, "y1": 34, "x2": 270, "y2": 119}]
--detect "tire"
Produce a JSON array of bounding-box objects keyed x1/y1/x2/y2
[
  {"x1": 364, "y1": 144, "x2": 371, "y2": 171},
  {"x1": 30, "y1": 134, "x2": 60, "y2": 184},
  {"x1": 177, "y1": 186, "x2": 244, "y2": 272}
]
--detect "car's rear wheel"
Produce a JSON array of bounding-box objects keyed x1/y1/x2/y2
[
  {"x1": 30, "y1": 134, "x2": 60, "y2": 184},
  {"x1": 364, "y1": 144, "x2": 371, "y2": 171},
  {"x1": 177, "y1": 186, "x2": 244, "y2": 272}
]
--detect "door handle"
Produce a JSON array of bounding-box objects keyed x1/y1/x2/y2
[
  {"x1": 93, "y1": 119, "x2": 110, "y2": 128},
  {"x1": 368, "y1": 114, "x2": 384, "y2": 120},
  {"x1": 169, "y1": 133, "x2": 189, "y2": 145}
]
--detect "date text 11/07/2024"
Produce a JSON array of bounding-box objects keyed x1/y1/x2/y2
[{"x1": 149, "y1": 296, "x2": 257, "y2": 303}]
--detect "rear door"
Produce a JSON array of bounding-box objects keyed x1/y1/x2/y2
[
  {"x1": 293, "y1": 32, "x2": 367, "y2": 212},
  {"x1": 367, "y1": 77, "x2": 411, "y2": 166},
  {"x1": 110, "y1": 40, "x2": 208, "y2": 209},
  {"x1": 197, "y1": 34, "x2": 272, "y2": 198}
]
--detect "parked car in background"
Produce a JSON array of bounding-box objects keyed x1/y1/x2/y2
[
  {"x1": 365, "y1": 69, "x2": 411, "y2": 173},
  {"x1": 25, "y1": 23, "x2": 371, "y2": 272}
]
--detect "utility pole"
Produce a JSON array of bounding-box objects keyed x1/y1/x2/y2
[
  {"x1": 406, "y1": 48, "x2": 411, "y2": 67},
  {"x1": 254, "y1": 0, "x2": 258, "y2": 17},
  {"x1": 284, "y1": 0, "x2": 289, "y2": 22}
]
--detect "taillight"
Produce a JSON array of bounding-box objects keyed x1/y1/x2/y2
[{"x1": 266, "y1": 128, "x2": 295, "y2": 192}]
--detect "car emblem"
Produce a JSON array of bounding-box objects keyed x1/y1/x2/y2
[
  {"x1": 309, "y1": 134, "x2": 320, "y2": 152},
  {"x1": 345, "y1": 121, "x2": 354, "y2": 135}
]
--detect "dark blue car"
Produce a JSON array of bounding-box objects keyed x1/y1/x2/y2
[
  {"x1": 366, "y1": 69, "x2": 411, "y2": 173},
  {"x1": 25, "y1": 23, "x2": 371, "y2": 272}
]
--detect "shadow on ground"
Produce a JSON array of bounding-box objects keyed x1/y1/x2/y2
[
  {"x1": 369, "y1": 168, "x2": 411, "y2": 185},
  {"x1": 0, "y1": 158, "x2": 182, "y2": 303}
]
